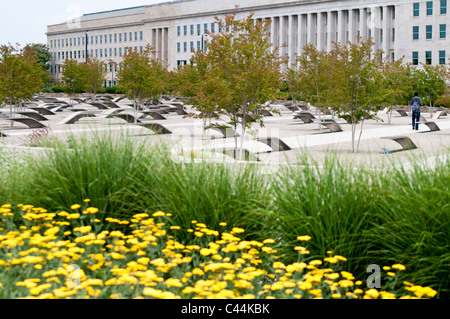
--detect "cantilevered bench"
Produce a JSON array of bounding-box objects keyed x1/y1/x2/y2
[
  {"x1": 112, "y1": 113, "x2": 145, "y2": 123},
  {"x1": 140, "y1": 111, "x2": 168, "y2": 120},
  {"x1": 88, "y1": 102, "x2": 109, "y2": 110},
  {"x1": 17, "y1": 112, "x2": 49, "y2": 122},
  {"x1": 319, "y1": 121, "x2": 343, "y2": 133},
  {"x1": 293, "y1": 113, "x2": 315, "y2": 123},
  {"x1": 59, "y1": 112, "x2": 97, "y2": 125},
  {"x1": 294, "y1": 112, "x2": 316, "y2": 121},
  {"x1": 257, "y1": 137, "x2": 292, "y2": 152},
  {"x1": 395, "y1": 109, "x2": 408, "y2": 117},
  {"x1": 136, "y1": 123, "x2": 172, "y2": 135},
  {"x1": 417, "y1": 121, "x2": 440, "y2": 132},
  {"x1": 381, "y1": 136, "x2": 417, "y2": 152},
  {"x1": 432, "y1": 110, "x2": 448, "y2": 120},
  {"x1": 7, "y1": 118, "x2": 47, "y2": 129},
  {"x1": 103, "y1": 101, "x2": 121, "y2": 109},
  {"x1": 210, "y1": 126, "x2": 240, "y2": 138},
  {"x1": 29, "y1": 107, "x2": 56, "y2": 116},
  {"x1": 172, "y1": 108, "x2": 189, "y2": 116}
]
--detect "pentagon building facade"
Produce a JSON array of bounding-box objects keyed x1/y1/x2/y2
[{"x1": 47, "y1": 0, "x2": 449, "y2": 85}]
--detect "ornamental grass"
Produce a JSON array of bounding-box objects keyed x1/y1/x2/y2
[{"x1": 0, "y1": 203, "x2": 437, "y2": 299}]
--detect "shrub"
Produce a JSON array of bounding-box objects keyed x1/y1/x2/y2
[
  {"x1": 50, "y1": 86, "x2": 64, "y2": 93},
  {"x1": 435, "y1": 95, "x2": 450, "y2": 108}
]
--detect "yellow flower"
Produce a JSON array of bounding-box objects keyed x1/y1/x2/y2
[
  {"x1": 165, "y1": 278, "x2": 183, "y2": 288},
  {"x1": 341, "y1": 271, "x2": 355, "y2": 280},
  {"x1": 332, "y1": 293, "x2": 342, "y2": 299},
  {"x1": 74, "y1": 226, "x2": 92, "y2": 234},
  {"x1": 231, "y1": 227, "x2": 245, "y2": 234},
  {"x1": 85, "y1": 207, "x2": 99, "y2": 214},
  {"x1": 219, "y1": 222, "x2": 227, "y2": 227},
  {"x1": 152, "y1": 211, "x2": 165, "y2": 217},
  {"x1": 326, "y1": 273, "x2": 340, "y2": 280},
  {"x1": 297, "y1": 235, "x2": 312, "y2": 241},
  {"x1": 70, "y1": 204, "x2": 81, "y2": 210},
  {"x1": 392, "y1": 264, "x2": 406, "y2": 271},
  {"x1": 380, "y1": 291, "x2": 396, "y2": 299},
  {"x1": 83, "y1": 199, "x2": 91, "y2": 203},
  {"x1": 170, "y1": 226, "x2": 181, "y2": 230},
  {"x1": 192, "y1": 268, "x2": 205, "y2": 276},
  {"x1": 387, "y1": 272, "x2": 396, "y2": 277},
  {"x1": 338, "y1": 280, "x2": 354, "y2": 288},
  {"x1": 309, "y1": 260, "x2": 322, "y2": 267},
  {"x1": 364, "y1": 289, "x2": 380, "y2": 299},
  {"x1": 110, "y1": 252, "x2": 126, "y2": 260},
  {"x1": 30, "y1": 283, "x2": 52, "y2": 296}
]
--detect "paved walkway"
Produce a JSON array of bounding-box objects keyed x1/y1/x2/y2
[{"x1": 1, "y1": 97, "x2": 449, "y2": 168}]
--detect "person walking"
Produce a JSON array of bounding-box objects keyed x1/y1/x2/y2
[{"x1": 410, "y1": 92, "x2": 423, "y2": 130}]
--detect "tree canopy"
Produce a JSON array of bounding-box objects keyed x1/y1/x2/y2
[
  {"x1": 175, "y1": 12, "x2": 286, "y2": 158},
  {"x1": 117, "y1": 45, "x2": 168, "y2": 110}
]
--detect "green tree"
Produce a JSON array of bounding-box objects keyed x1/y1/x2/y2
[
  {"x1": 378, "y1": 57, "x2": 412, "y2": 124},
  {"x1": 174, "y1": 49, "x2": 220, "y2": 131},
  {"x1": 85, "y1": 57, "x2": 106, "y2": 97},
  {"x1": 409, "y1": 64, "x2": 447, "y2": 113},
  {"x1": 193, "y1": 12, "x2": 285, "y2": 159},
  {"x1": 286, "y1": 43, "x2": 332, "y2": 122},
  {"x1": 0, "y1": 44, "x2": 46, "y2": 117},
  {"x1": 27, "y1": 43, "x2": 51, "y2": 71},
  {"x1": 117, "y1": 45, "x2": 167, "y2": 114},
  {"x1": 327, "y1": 38, "x2": 384, "y2": 153},
  {"x1": 61, "y1": 59, "x2": 89, "y2": 106}
]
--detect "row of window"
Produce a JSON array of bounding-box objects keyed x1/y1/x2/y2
[
  {"x1": 412, "y1": 50, "x2": 447, "y2": 65},
  {"x1": 52, "y1": 46, "x2": 145, "y2": 61},
  {"x1": 177, "y1": 23, "x2": 218, "y2": 37},
  {"x1": 177, "y1": 41, "x2": 208, "y2": 53},
  {"x1": 413, "y1": 24, "x2": 447, "y2": 40},
  {"x1": 49, "y1": 31, "x2": 144, "y2": 49},
  {"x1": 413, "y1": 0, "x2": 447, "y2": 16}
]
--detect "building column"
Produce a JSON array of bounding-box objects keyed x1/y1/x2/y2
[
  {"x1": 337, "y1": 10, "x2": 345, "y2": 44},
  {"x1": 317, "y1": 12, "x2": 325, "y2": 51},
  {"x1": 348, "y1": 9, "x2": 357, "y2": 44},
  {"x1": 306, "y1": 13, "x2": 314, "y2": 45},
  {"x1": 152, "y1": 29, "x2": 157, "y2": 58},
  {"x1": 298, "y1": 14, "x2": 306, "y2": 54},
  {"x1": 373, "y1": 6, "x2": 382, "y2": 52},
  {"x1": 288, "y1": 15, "x2": 297, "y2": 65},
  {"x1": 382, "y1": 6, "x2": 392, "y2": 61},
  {"x1": 280, "y1": 16, "x2": 287, "y2": 58},
  {"x1": 359, "y1": 8, "x2": 368, "y2": 41},
  {"x1": 270, "y1": 17, "x2": 276, "y2": 47},
  {"x1": 326, "y1": 11, "x2": 335, "y2": 51}
]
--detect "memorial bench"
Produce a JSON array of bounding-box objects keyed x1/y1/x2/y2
[{"x1": 381, "y1": 136, "x2": 417, "y2": 152}]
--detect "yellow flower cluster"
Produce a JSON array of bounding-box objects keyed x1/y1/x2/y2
[{"x1": 0, "y1": 203, "x2": 438, "y2": 299}]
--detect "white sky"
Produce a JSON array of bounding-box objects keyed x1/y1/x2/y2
[{"x1": 0, "y1": 0, "x2": 165, "y2": 46}]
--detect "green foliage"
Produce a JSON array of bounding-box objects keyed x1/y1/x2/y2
[
  {"x1": 0, "y1": 44, "x2": 47, "y2": 110},
  {"x1": 288, "y1": 39, "x2": 414, "y2": 152},
  {"x1": 117, "y1": 45, "x2": 168, "y2": 109},
  {"x1": 26, "y1": 43, "x2": 51, "y2": 71},
  {"x1": 85, "y1": 57, "x2": 107, "y2": 95},
  {"x1": 435, "y1": 96, "x2": 450, "y2": 108},
  {"x1": 409, "y1": 64, "x2": 447, "y2": 106},
  {"x1": 0, "y1": 139, "x2": 449, "y2": 298},
  {"x1": 105, "y1": 86, "x2": 123, "y2": 94},
  {"x1": 50, "y1": 85, "x2": 64, "y2": 93},
  {"x1": 175, "y1": 12, "x2": 285, "y2": 158},
  {"x1": 61, "y1": 59, "x2": 89, "y2": 95}
]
